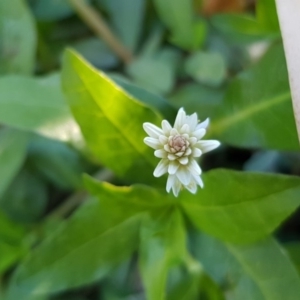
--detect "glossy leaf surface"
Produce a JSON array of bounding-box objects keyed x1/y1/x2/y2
[
  {"x1": 0, "y1": 75, "x2": 80, "y2": 143},
  {"x1": 180, "y1": 169, "x2": 300, "y2": 243},
  {"x1": 62, "y1": 49, "x2": 163, "y2": 184}
]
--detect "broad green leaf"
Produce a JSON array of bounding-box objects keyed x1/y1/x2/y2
[
  {"x1": 126, "y1": 48, "x2": 180, "y2": 95},
  {"x1": 184, "y1": 51, "x2": 226, "y2": 87},
  {"x1": 209, "y1": 44, "x2": 299, "y2": 150},
  {"x1": 83, "y1": 174, "x2": 174, "y2": 209},
  {"x1": 211, "y1": 14, "x2": 278, "y2": 44},
  {"x1": 0, "y1": 169, "x2": 47, "y2": 223},
  {"x1": 0, "y1": 0, "x2": 36, "y2": 75},
  {"x1": 61, "y1": 49, "x2": 163, "y2": 184},
  {"x1": 152, "y1": 0, "x2": 204, "y2": 50},
  {"x1": 256, "y1": 0, "x2": 280, "y2": 32},
  {"x1": 169, "y1": 83, "x2": 224, "y2": 121},
  {"x1": 0, "y1": 128, "x2": 28, "y2": 198},
  {"x1": 139, "y1": 209, "x2": 187, "y2": 300},
  {"x1": 8, "y1": 195, "x2": 144, "y2": 297},
  {"x1": 97, "y1": 0, "x2": 145, "y2": 51},
  {"x1": 194, "y1": 233, "x2": 300, "y2": 300},
  {"x1": 110, "y1": 75, "x2": 177, "y2": 121},
  {"x1": 180, "y1": 169, "x2": 300, "y2": 243},
  {"x1": 0, "y1": 74, "x2": 81, "y2": 144}
]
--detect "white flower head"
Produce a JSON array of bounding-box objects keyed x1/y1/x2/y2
[{"x1": 143, "y1": 108, "x2": 220, "y2": 197}]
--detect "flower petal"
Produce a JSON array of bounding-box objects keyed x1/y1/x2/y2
[
  {"x1": 185, "y1": 113, "x2": 198, "y2": 130},
  {"x1": 168, "y1": 153, "x2": 177, "y2": 160},
  {"x1": 180, "y1": 124, "x2": 190, "y2": 134},
  {"x1": 196, "y1": 118, "x2": 209, "y2": 130},
  {"x1": 185, "y1": 148, "x2": 192, "y2": 156},
  {"x1": 179, "y1": 156, "x2": 189, "y2": 165},
  {"x1": 154, "y1": 149, "x2": 167, "y2": 158},
  {"x1": 172, "y1": 177, "x2": 181, "y2": 197},
  {"x1": 192, "y1": 148, "x2": 202, "y2": 157},
  {"x1": 159, "y1": 135, "x2": 168, "y2": 144},
  {"x1": 153, "y1": 159, "x2": 168, "y2": 177},
  {"x1": 196, "y1": 140, "x2": 220, "y2": 153},
  {"x1": 144, "y1": 137, "x2": 160, "y2": 149},
  {"x1": 185, "y1": 180, "x2": 197, "y2": 194},
  {"x1": 176, "y1": 167, "x2": 191, "y2": 185},
  {"x1": 143, "y1": 122, "x2": 163, "y2": 138},
  {"x1": 168, "y1": 161, "x2": 179, "y2": 174},
  {"x1": 188, "y1": 159, "x2": 201, "y2": 175},
  {"x1": 174, "y1": 107, "x2": 186, "y2": 129},
  {"x1": 166, "y1": 174, "x2": 176, "y2": 192},
  {"x1": 162, "y1": 120, "x2": 172, "y2": 134},
  {"x1": 193, "y1": 174, "x2": 204, "y2": 188},
  {"x1": 192, "y1": 128, "x2": 206, "y2": 140}
]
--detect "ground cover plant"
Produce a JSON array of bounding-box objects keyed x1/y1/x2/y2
[{"x1": 1, "y1": 0, "x2": 300, "y2": 299}]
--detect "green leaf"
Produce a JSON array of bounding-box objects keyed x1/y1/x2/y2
[
  {"x1": 285, "y1": 243, "x2": 300, "y2": 275},
  {"x1": 139, "y1": 208, "x2": 187, "y2": 300},
  {"x1": 194, "y1": 234, "x2": 300, "y2": 300},
  {"x1": 184, "y1": 51, "x2": 226, "y2": 87},
  {"x1": 256, "y1": 0, "x2": 280, "y2": 32},
  {"x1": 109, "y1": 75, "x2": 177, "y2": 121},
  {"x1": 83, "y1": 174, "x2": 174, "y2": 210},
  {"x1": 0, "y1": 0, "x2": 36, "y2": 75},
  {"x1": 72, "y1": 38, "x2": 118, "y2": 70},
  {"x1": 169, "y1": 83, "x2": 224, "y2": 121},
  {"x1": 0, "y1": 128, "x2": 28, "y2": 198},
  {"x1": 8, "y1": 195, "x2": 144, "y2": 297},
  {"x1": 211, "y1": 14, "x2": 278, "y2": 44},
  {"x1": 152, "y1": 0, "x2": 204, "y2": 50},
  {"x1": 30, "y1": 0, "x2": 74, "y2": 21},
  {"x1": 0, "y1": 74, "x2": 81, "y2": 144},
  {"x1": 97, "y1": 0, "x2": 145, "y2": 51},
  {"x1": 28, "y1": 136, "x2": 86, "y2": 190},
  {"x1": 61, "y1": 49, "x2": 163, "y2": 184},
  {"x1": 0, "y1": 210, "x2": 26, "y2": 274},
  {"x1": 180, "y1": 169, "x2": 300, "y2": 243},
  {"x1": 126, "y1": 48, "x2": 180, "y2": 95},
  {"x1": 210, "y1": 44, "x2": 299, "y2": 150},
  {"x1": 0, "y1": 169, "x2": 47, "y2": 223}
]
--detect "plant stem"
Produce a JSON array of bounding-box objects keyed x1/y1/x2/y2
[{"x1": 68, "y1": 0, "x2": 133, "y2": 64}]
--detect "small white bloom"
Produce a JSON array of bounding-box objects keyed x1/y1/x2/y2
[{"x1": 143, "y1": 108, "x2": 220, "y2": 197}]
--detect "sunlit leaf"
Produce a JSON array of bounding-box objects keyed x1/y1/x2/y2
[
  {"x1": 0, "y1": 0, "x2": 36, "y2": 75},
  {"x1": 194, "y1": 233, "x2": 300, "y2": 300},
  {"x1": 209, "y1": 44, "x2": 299, "y2": 150},
  {"x1": 180, "y1": 169, "x2": 300, "y2": 243},
  {"x1": 0, "y1": 74, "x2": 81, "y2": 144},
  {"x1": 62, "y1": 49, "x2": 163, "y2": 184}
]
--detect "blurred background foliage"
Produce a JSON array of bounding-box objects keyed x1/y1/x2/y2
[{"x1": 1, "y1": 0, "x2": 300, "y2": 299}]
